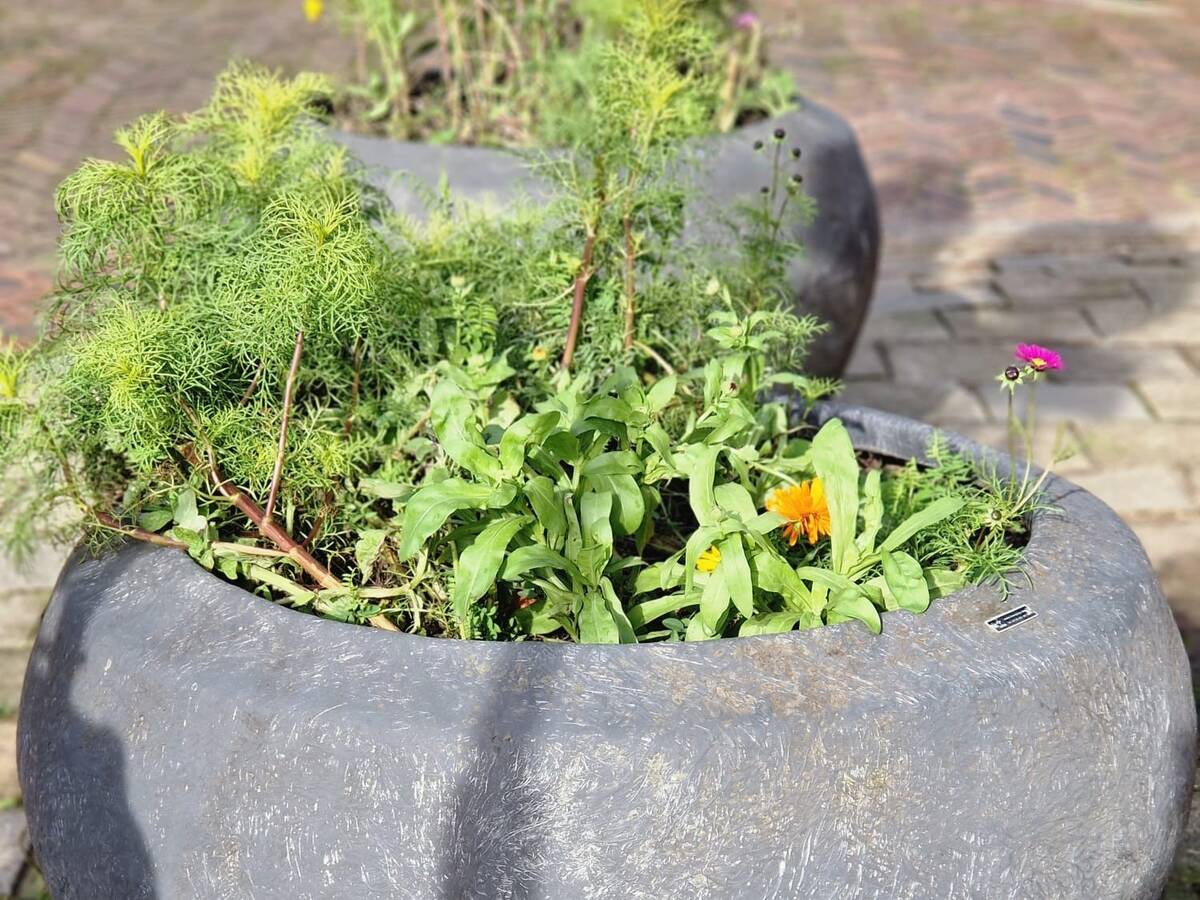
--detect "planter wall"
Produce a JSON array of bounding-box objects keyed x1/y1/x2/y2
[
  {"x1": 19, "y1": 406, "x2": 1194, "y2": 899},
  {"x1": 335, "y1": 99, "x2": 881, "y2": 377}
]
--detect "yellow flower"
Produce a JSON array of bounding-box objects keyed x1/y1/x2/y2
[
  {"x1": 530, "y1": 345, "x2": 548, "y2": 362},
  {"x1": 696, "y1": 545, "x2": 721, "y2": 573},
  {"x1": 304, "y1": 0, "x2": 324, "y2": 22},
  {"x1": 765, "y1": 478, "x2": 831, "y2": 546}
]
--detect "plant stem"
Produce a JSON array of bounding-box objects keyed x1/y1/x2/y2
[
  {"x1": 265, "y1": 328, "x2": 304, "y2": 525},
  {"x1": 1006, "y1": 388, "x2": 1017, "y2": 461},
  {"x1": 95, "y1": 510, "x2": 187, "y2": 549},
  {"x1": 561, "y1": 230, "x2": 596, "y2": 370},
  {"x1": 622, "y1": 211, "x2": 636, "y2": 350},
  {"x1": 345, "y1": 337, "x2": 363, "y2": 435},
  {"x1": 239, "y1": 360, "x2": 264, "y2": 407}
]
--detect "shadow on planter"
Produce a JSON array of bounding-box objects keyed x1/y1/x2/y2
[{"x1": 18, "y1": 550, "x2": 156, "y2": 899}]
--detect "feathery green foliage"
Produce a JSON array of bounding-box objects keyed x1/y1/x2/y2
[
  {"x1": 319, "y1": 0, "x2": 795, "y2": 146},
  {"x1": 2, "y1": 42, "x2": 1031, "y2": 642}
]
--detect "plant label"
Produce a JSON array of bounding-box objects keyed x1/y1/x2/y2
[{"x1": 986, "y1": 604, "x2": 1038, "y2": 633}]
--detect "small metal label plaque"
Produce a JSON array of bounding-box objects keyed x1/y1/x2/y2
[{"x1": 986, "y1": 604, "x2": 1038, "y2": 633}]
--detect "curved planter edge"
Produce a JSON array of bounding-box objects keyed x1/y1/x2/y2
[{"x1": 18, "y1": 405, "x2": 1194, "y2": 899}]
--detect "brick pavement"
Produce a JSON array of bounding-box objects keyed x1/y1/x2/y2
[{"x1": 2, "y1": 0, "x2": 1200, "y2": 894}]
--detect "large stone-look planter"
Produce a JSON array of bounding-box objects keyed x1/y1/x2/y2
[
  {"x1": 18, "y1": 405, "x2": 1194, "y2": 899},
  {"x1": 334, "y1": 99, "x2": 881, "y2": 377}
]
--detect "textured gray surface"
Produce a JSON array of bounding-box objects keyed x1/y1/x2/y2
[
  {"x1": 17, "y1": 406, "x2": 1195, "y2": 899},
  {"x1": 335, "y1": 99, "x2": 881, "y2": 377}
]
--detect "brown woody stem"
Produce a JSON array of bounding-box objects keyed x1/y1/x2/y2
[
  {"x1": 94, "y1": 511, "x2": 187, "y2": 549},
  {"x1": 561, "y1": 232, "x2": 596, "y2": 370}
]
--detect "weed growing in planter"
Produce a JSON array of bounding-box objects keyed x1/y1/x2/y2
[
  {"x1": 310, "y1": 0, "x2": 795, "y2": 145},
  {"x1": 1, "y1": 57, "x2": 1037, "y2": 643}
]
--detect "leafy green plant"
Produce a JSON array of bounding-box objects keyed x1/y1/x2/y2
[
  {"x1": 1, "y1": 59, "x2": 1035, "y2": 644},
  {"x1": 312, "y1": 0, "x2": 796, "y2": 146}
]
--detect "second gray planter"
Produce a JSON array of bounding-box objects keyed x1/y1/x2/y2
[{"x1": 335, "y1": 99, "x2": 881, "y2": 377}]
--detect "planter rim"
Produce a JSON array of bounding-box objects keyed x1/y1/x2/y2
[{"x1": 88, "y1": 402, "x2": 1071, "y2": 657}]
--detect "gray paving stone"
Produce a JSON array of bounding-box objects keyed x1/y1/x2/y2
[
  {"x1": 889, "y1": 341, "x2": 1196, "y2": 384},
  {"x1": 871, "y1": 282, "x2": 1003, "y2": 315},
  {"x1": 942, "y1": 308, "x2": 1096, "y2": 342},
  {"x1": 0, "y1": 646, "x2": 33, "y2": 715},
  {"x1": 1074, "y1": 423, "x2": 1200, "y2": 469},
  {"x1": 948, "y1": 423, "x2": 1093, "y2": 474},
  {"x1": 1067, "y1": 465, "x2": 1196, "y2": 517},
  {"x1": 843, "y1": 343, "x2": 887, "y2": 378},
  {"x1": 1137, "y1": 380, "x2": 1200, "y2": 421},
  {"x1": 838, "y1": 380, "x2": 988, "y2": 424},
  {"x1": 0, "y1": 721, "x2": 17, "y2": 803},
  {"x1": 0, "y1": 809, "x2": 28, "y2": 898},
  {"x1": 977, "y1": 382, "x2": 1153, "y2": 423},
  {"x1": 857, "y1": 310, "x2": 949, "y2": 343},
  {"x1": 995, "y1": 270, "x2": 1140, "y2": 306},
  {"x1": 1089, "y1": 302, "x2": 1200, "y2": 344},
  {"x1": 1136, "y1": 272, "x2": 1200, "y2": 308}
]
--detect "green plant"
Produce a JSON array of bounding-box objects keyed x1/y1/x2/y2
[
  {"x1": 2, "y1": 59, "x2": 1033, "y2": 644},
  {"x1": 314, "y1": 0, "x2": 795, "y2": 146}
]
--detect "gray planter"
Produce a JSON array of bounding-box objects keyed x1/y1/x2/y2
[
  {"x1": 18, "y1": 405, "x2": 1194, "y2": 899},
  {"x1": 335, "y1": 99, "x2": 880, "y2": 377}
]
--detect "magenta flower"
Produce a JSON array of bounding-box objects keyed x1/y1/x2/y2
[
  {"x1": 1014, "y1": 343, "x2": 1064, "y2": 372},
  {"x1": 735, "y1": 11, "x2": 759, "y2": 29}
]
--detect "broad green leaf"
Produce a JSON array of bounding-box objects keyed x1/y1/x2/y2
[
  {"x1": 752, "y1": 549, "x2": 816, "y2": 613},
  {"x1": 173, "y1": 489, "x2": 207, "y2": 533},
  {"x1": 795, "y1": 565, "x2": 861, "y2": 597},
  {"x1": 879, "y1": 496, "x2": 966, "y2": 554},
  {"x1": 579, "y1": 592, "x2": 620, "y2": 644},
  {"x1": 582, "y1": 450, "x2": 642, "y2": 478},
  {"x1": 699, "y1": 565, "x2": 732, "y2": 631},
  {"x1": 641, "y1": 422, "x2": 677, "y2": 473},
  {"x1": 827, "y1": 588, "x2": 882, "y2": 634},
  {"x1": 451, "y1": 515, "x2": 531, "y2": 636},
  {"x1": 359, "y1": 478, "x2": 409, "y2": 499},
  {"x1": 739, "y1": 612, "x2": 805, "y2": 636},
  {"x1": 633, "y1": 554, "x2": 685, "y2": 594},
  {"x1": 687, "y1": 445, "x2": 721, "y2": 526},
  {"x1": 748, "y1": 510, "x2": 787, "y2": 534},
  {"x1": 430, "y1": 380, "x2": 502, "y2": 481},
  {"x1": 683, "y1": 523, "x2": 725, "y2": 599},
  {"x1": 501, "y1": 545, "x2": 581, "y2": 582},
  {"x1": 499, "y1": 411, "x2": 561, "y2": 476},
  {"x1": 925, "y1": 567, "x2": 967, "y2": 599},
  {"x1": 576, "y1": 491, "x2": 614, "y2": 586},
  {"x1": 856, "y1": 469, "x2": 882, "y2": 556},
  {"x1": 714, "y1": 482, "x2": 758, "y2": 523},
  {"x1": 645, "y1": 375, "x2": 677, "y2": 413},
  {"x1": 628, "y1": 593, "x2": 697, "y2": 630},
  {"x1": 587, "y1": 473, "x2": 645, "y2": 536},
  {"x1": 718, "y1": 535, "x2": 754, "y2": 619},
  {"x1": 579, "y1": 396, "x2": 634, "y2": 424},
  {"x1": 881, "y1": 550, "x2": 930, "y2": 613},
  {"x1": 599, "y1": 578, "x2": 637, "y2": 644},
  {"x1": 515, "y1": 596, "x2": 571, "y2": 636},
  {"x1": 397, "y1": 479, "x2": 515, "y2": 559},
  {"x1": 685, "y1": 614, "x2": 719, "y2": 642},
  {"x1": 137, "y1": 507, "x2": 173, "y2": 533},
  {"x1": 354, "y1": 529, "x2": 388, "y2": 580},
  {"x1": 810, "y1": 418, "x2": 859, "y2": 574},
  {"x1": 524, "y1": 476, "x2": 565, "y2": 550}
]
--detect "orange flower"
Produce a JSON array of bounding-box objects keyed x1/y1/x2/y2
[{"x1": 766, "y1": 478, "x2": 831, "y2": 546}]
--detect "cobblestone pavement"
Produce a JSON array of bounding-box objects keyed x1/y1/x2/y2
[{"x1": 2, "y1": 0, "x2": 1200, "y2": 895}]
